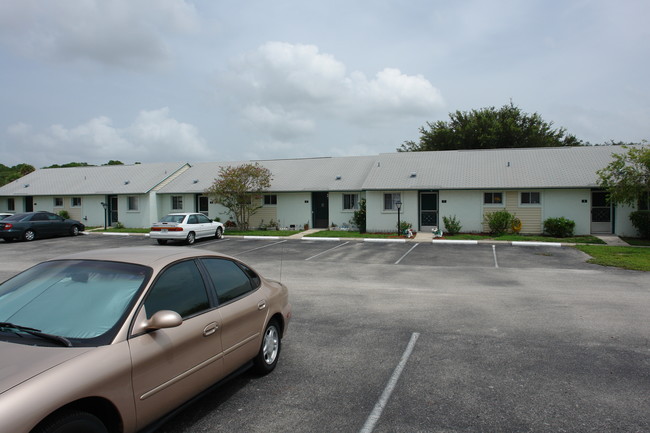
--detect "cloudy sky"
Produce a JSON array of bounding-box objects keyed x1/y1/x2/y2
[{"x1": 0, "y1": 0, "x2": 648, "y2": 167}]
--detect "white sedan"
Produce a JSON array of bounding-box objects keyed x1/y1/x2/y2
[{"x1": 150, "y1": 213, "x2": 224, "y2": 245}]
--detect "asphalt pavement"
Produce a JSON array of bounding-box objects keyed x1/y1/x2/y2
[{"x1": 0, "y1": 234, "x2": 648, "y2": 433}]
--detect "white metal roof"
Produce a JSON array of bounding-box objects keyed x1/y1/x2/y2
[
  {"x1": 157, "y1": 155, "x2": 378, "y2": 193},
  {"x1": 0, "y1": 162, "x2": 189, "y2": 196},
  {"x1": 362, "y1": 146, "x2": 626, "y2": 190},
  {"x1": 0, "y1": 146, "x2": 631, "y2": 196}
]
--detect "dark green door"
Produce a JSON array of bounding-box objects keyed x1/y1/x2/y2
[{"x1": 312, "y1": 192, "x2": 329, "y2": 229}]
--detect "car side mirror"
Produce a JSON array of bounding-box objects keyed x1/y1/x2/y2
[{"x1": 145, "y1": 310, "x2": 183, "y2": 330}]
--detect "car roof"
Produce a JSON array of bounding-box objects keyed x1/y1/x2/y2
[{"x1": 49, "y1": 247, "x2": 233, "y2": 269}]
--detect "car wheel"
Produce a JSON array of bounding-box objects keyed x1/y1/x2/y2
[
  {"x1": 33, "y1": 410, "x2": 108, "y2": 433},
  {"x1": 157, "y1": 239, "x2": 168, "y2": 245},
  {"x1": 253, "y1": 320, "x2": 281, "y2": 375},
  {"x1": 185, "y1": 232, "x2": 196, "y2": 245},
  {"x1": 23, "y1": 229, "x2": 36, "y2": 241},
  {"x1": 215, "y1": 227, "x2": 223, "y2": 239},
  {"x1": 70, "y1": 225, "x2": 80, "y2": 236}
]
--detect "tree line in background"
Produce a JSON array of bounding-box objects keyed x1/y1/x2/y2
[{"x1": 0, "y1": 160, "x2": 125, "y2": 187}]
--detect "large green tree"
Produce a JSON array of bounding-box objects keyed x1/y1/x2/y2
[
  {"x1": 399, "y1": 103, "x2": 582, "y2": 152},
  {"x1": 597, "y1": 144, "x2": 650, "y2": 207},
  {"x1": 0, "y1": 163, "x2": 36, "y2": 186},
  {"x1": 598, "y1": 144, "x2": 650, "y2": 238},
  {"x1": 204, "y1": 163, "x2": 272, "y2": 230}
]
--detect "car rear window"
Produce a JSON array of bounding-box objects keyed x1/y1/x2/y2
[{"x1": 160, "y1": 214, "x2": 186, "y2": 223}]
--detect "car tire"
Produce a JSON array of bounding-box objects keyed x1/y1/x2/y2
[
  {"x1": 185, "y1": 232, "x2": 196, "y2": 245},
  {"x1": 23, "y1": 229, "x2": 36, "y2": 241},
  {"x1": 33, "y1": 410, "x2": 108, "y2": 433},
  {"x1": 70, "y1": 225, "x2": 80, "y2": 236},
  {"x1": 215, "y1": 227, "x2": 223, "y2": 239},
  {"x1": 157, "y1": 239, "x2": 168, "y2": 245},
  {"x1": 253, "y1": 320, "x2": 281, "y2": 375}
]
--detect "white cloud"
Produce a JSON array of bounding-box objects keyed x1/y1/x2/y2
[
  {"x1": 0, "y1": 0, "x2": 199, "y2": 69},
  {"x1": 6, "y1": 108, "x2": 212, "y2": 166},
  {"x1": 221, "y1": 42, "x2": 445, "y2": 141}
]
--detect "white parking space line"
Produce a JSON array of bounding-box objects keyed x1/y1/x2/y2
[
  {"x1": 304, "y1": 241, "x2": 350, "y2": 261},
  {"x1": 191, "y1": 238, "x2": 231, "y2": 247},
  {"x1": 492, "y1": 244, "x2": 499, "y2": 268},
  {"x1": 359, "y1": 332, "x2": 420, "y2": 433},
  {"x1": 235, "y1": 240, "x2": 288, "y2": 255},
  {"x1": 394, "y1": 243, "x2": 419, "y2": 265}
]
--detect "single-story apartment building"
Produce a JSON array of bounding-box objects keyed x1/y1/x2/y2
[{"x1": 0, "y1": 146, "x2": 642, "y2": 237}]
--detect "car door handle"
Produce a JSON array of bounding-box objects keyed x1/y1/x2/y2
[
  {"x1": 258, "y1": 300, "x2": 267, "y2": 310},
  {"x1": 203, "y1": 322, "x2": 218, "y2": 336}
]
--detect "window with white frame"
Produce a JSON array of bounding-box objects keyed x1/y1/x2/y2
[
  {"x1": 263, "y1": 194, "x2": 277, "y2": 205},
  {"x1": 172, "y1": 196, "x2": 183, "y2": 210},
  {"x1": 71, "y1": 197, "x2": 82, "y2": 207},
  {"x1": 383, "y1": 193, "x2": 401, "y2": 211},
  {"x1": 520, "y1": 192, "x2": 541, "y2": 205},
  {"x1": 8, "y1": 198, "x2": 15, "y2": 211},
  {"x1": 54, "y1": 197, "x2": 63, "y2": 207},
  {"x1": 127, "y1": 196, "x2": 139, "y2": 211},
  {"x1": 343, "y1": 193, "x2": 359, "y2": 210},
  {"x1": 483, "y1": 192, "x2": 503, "y2": 205}
]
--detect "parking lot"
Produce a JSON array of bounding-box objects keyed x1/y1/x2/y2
[{"x1": 1, "y1": 234, "x2": 649, "y2": 432}]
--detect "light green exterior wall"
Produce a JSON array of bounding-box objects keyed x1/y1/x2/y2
[
  {"x1": 276, "y1": 192, "x2": 312, "y2": 230},
  {"x1": 365, "y1": 190, "x2": 418, "y2": 233},
  {"x1": 439, "y1": 190, "x2": 483, "y2": 233}
]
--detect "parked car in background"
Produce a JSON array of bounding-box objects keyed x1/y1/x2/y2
[
  {"x1": 0, "y1": 246, "x2": 291, "y2": 433},
  {"x1": 0, "y1": 213, "x2": 12, "y2": 220},
  {"x1": 150, "y1": 213, "x2": 224, "y2": 245},
  {"x1": 0, "y1": 211, "x2": 84, "y2": 242}
]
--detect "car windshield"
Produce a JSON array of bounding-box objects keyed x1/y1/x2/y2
[
  {"x1": 0, "y1": 260, "x2": 150, "y2": 344},
  {"x1": 160, "y1": 214, "x2": 186, "y2": 223}
]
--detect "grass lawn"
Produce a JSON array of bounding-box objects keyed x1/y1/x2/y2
[
  {"x1": 224, "y1": 230, "x2": 300, "y2": 237},
  {"x1": 574, "y1": 245, "x2": 650, "y2": 271},
  {"x1": 305, "y1": 230, "x2": 404, "y2": 239},
  {"x1": 441, "y1": 233, "x2": 606, "y2": 244},
  {"x1": 621, "y1": 237, "x2": 650, "y2": 247},
  {"x1": 87, "y1": 227, "x2": 150, "y2": 233}
]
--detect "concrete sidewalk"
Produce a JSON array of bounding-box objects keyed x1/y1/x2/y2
[{"x1": 594, "y1": 235, "x2": 630, "y2": 246}]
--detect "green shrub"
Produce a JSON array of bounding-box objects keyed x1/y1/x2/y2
[
  {"x1": 629, "y1": 210, "x2": 650, "y2": 239},
  {"x1": 57, "y1": 210, "x2": 71, "y2": 219},
  {"x1": 442, "y1": 215, "x2": 462, "y2": 235},
  {"x1": 543, "y1": 217, "x2": 575, "y2": 237},
  {"x1": 484, "y1": 210, "x2": 516, "y2": 236},
  {"x1": 398, "y1": 221, "x2": 412, "y2": 234},
  {"x1": 351, "y1": 199, "x2": 366, "y2": 233}
]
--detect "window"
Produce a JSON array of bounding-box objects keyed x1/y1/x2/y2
[
  {"x1": 264, "y1": 195, "x2": 277, "y2": 205},
  {"x1": 383, "y1": 193, "x2": 401, "y2": 211},
  {"x1": 172, "y1": 196, "x2": 183, "y2": 210},
  {"x1": 202, "y1": 258, "x2": 258, "y2": 304},
  {"x1": 196, "y1": 214, "x2": 212, "y2": 224},
  {"x1": 144, "y1": 260, "x2": 209, "y2": 319},
  {"x1": 638, "y1": 192, "x2": 649, "y2": 211},
  {"x1": 54, "y1": 197, "x2": 63, "y2": 207},
  {"x1": 484, "y1": 192, "x2": 503, "y2": 205},
  {"x1": 127, "y1": 196, "x2": 139, "y2": 211},
  {"x1": 343, "y1": 194, "x2": 359, "y2": 210},
  {"x1": 71, "y1": 197, "x2": 82, "y2": 207},
  {"x1": 7, "y1": 198, "x2": 14, "y2": 211},
  {"x1": 521, "y1": 192, "x2": 541, "y2": 205}
]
